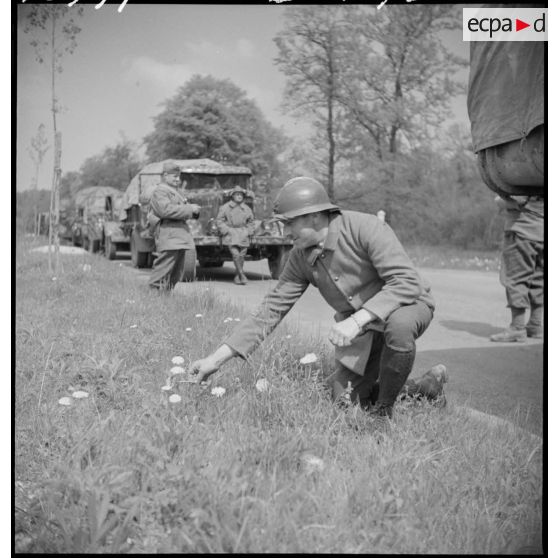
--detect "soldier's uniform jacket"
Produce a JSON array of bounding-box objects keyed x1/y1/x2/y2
[
  {"x1": 216, "y1": 201, "x2": 255, "y2": 247},
  {"x1": 149, "y1": 182, "x2": 197, "y2": 251},
  {"x1": 224, "y1": 210, "x2": 435, "y2": 375}
]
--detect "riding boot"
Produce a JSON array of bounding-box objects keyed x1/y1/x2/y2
[
  {"x1": 232, "y1": 254, "x2": 243, "y2": 285},
  {"x1": 238, "y1": 255, "x2": 248, "y2": 284},
  {"x1": 373, "y1": 346, "x2": 416, "y2": 418}
]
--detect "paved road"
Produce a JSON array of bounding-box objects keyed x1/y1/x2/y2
[{"x1": 123, "y1": 257, "x2": 544, "y2": 434}]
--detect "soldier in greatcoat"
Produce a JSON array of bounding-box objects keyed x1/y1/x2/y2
[
  {"x1": 216, "y1": 185, "x2": 255, "y2": 285},
  {"x1": 189, "y1": 177, "x2": 448, "y2": 420},
  {"x1": 148, "y1": 161, "x2": 201, "y2": 291}
]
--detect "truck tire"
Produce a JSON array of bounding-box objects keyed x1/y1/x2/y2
[
  {"x1": 181, "y1": 248, "x2": 197, "y2": 282},
  {"x1": 268, "y1": 246, "x2": 292, "y2": 280},
  {"x1": 105, "y1": 236, "x2": 116, "y2": 260},
  {"x1": 89, "y1": 239, "x2": 101, "y2": 254},
  {"x1": 130, "y1": 233, "x2": 150, "y2": 268}
]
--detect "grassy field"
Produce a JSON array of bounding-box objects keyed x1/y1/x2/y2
[{"x1": 15, "y1": 240, "x2": 543, "y2": 553}]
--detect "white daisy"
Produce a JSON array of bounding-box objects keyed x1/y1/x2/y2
[{"x1": 299, "y1": 353, "x2": 318, "y2": 365}]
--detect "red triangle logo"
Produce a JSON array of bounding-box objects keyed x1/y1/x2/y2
[{"x1": 516, "y1": 18, "x2": 530, "y2": 31}]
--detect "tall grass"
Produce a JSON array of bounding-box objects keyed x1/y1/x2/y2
[{"x1": 15, "y1": 241, "x2": 542, "y2": 553}]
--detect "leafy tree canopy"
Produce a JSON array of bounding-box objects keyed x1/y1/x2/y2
[
  {"x1": 144, "y1": 75, "x2": 286, "y2": 185},
  {"x1": 78, "y1": 137, "x2": 143, "y2": 191}
]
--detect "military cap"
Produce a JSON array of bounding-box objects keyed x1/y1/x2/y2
[
  {"x1": 162, "y1": 161, "x2": 181, "y2": 174},
  {"x1": 231, "y1": 185, "x2": 247, "y2": 196}
]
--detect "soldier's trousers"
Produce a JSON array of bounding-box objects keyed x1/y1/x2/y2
[
  {"x1": 148, "y1": 249, "x2": 185, "y2": 291},
  {"x1": 229, "y1": 245, "x2": 248, "y2": 275},
  {"x1": 500, "y1": 231, "x2": 544, "y2": 310},
  {"x1": 326, "y1": 301, "x2": 434, "y2": 408}
]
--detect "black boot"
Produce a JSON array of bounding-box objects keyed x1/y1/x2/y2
[
  {"x1": 373, "y1": 346, "x2": 416, "y2": 418},
  {"x1": 238, "y1": 255, "x2": 248, "y2": 284}
]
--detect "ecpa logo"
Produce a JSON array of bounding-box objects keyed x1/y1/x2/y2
[{"x1": 463, "y1": 8, "x2": 547, "y2": 41}]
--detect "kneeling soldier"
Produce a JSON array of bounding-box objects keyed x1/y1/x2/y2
[{"x1": 189, "y1": 177, "x2": 447, "y2": 419}]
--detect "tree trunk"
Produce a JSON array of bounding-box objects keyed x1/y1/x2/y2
[
  {"x1": 327, "y1": 92, "x2": 335, "y2": 202},
  {"x1": 49, "y1": 12, "x2": 60, "y2": 276}
]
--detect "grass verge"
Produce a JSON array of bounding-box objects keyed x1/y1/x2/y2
[{"x1": 15, "y1": 241, "x2": 542, "y2": 553}]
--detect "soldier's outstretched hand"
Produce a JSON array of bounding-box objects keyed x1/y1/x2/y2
[{"x1": 188, "y1": 357, "x2": 221, "y2": 383}]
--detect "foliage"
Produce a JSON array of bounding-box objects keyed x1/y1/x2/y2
[
  {"x1": 78, "y1": 136, "x2": 143, "y2": 191},
  {"x1": 16, "y1": 190, "x2": 52, "y2": 235},
  {"x1": 338, "y1": 5, "x2": 466, "y2": 157},
  {"x1": 59, "y1": 171, "x2": 83, "y2": 203},
  {"x1": 274, "y1": 4, "x2": 467, "y2": 203},
  {"x1": 273, "y1": 7, "x2": 350, "y2": 200},
  {"x1": 144, "y1": 75, "x2": 287, "y2": 189},
  {"x1": 334, "y1": 126, "x2": 505, "y2": 250},
  {"x1": 15, "y1": 243, "x2": 542, "y2": 553},
  {"x1": 22, "y1": 2, "x2": 84, "y2": 274}
]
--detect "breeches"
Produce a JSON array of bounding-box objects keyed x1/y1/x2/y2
[
  {"x1": 229, "y1": 245, "x2": 248, "y2": 259},
  {"x1": 148, "y1": 249, "x2": 186, "y2": 290},
  {"x1": 500, "y1": 232, "x2": 544, "y2": 309},
  {"x1": 326, "y1": 300, "x2": 433, "y2": 406}
]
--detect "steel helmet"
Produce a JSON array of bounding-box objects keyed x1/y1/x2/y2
[{"x1": 273, "y1": 177, "x2": 339, "y2": 220}]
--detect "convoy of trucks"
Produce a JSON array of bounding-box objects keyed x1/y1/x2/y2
[{"x1": 100, "y1": 158, "x2": 292, "y2": 280}]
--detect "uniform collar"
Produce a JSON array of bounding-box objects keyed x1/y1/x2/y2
[{"x1": 305, "y1": 211, "x2": 342, "y2": 266}]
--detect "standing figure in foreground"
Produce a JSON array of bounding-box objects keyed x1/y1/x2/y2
[
  {"x1": 189, "y1": 177, "x2": 447, "y2": 419},
  {"x1": 148, "y1": 161, "x2": 201, "y2": 291},
  {"x1": 490, "y1": 195, "x2": 544, "y2": 342},
  {"x1": 216, "y1": 185, "x2": 255, "y2": 285}
]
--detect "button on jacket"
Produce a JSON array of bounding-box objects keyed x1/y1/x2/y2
[
  {"x1": 224, "y1": 210, "x2": 435, "y2": 371},
  {"x1": 149, "y1": 183, "x2": 197, "y2": 251},
  {"x1": 216, "y1": 201, "x2": 255, "y2": 247}
]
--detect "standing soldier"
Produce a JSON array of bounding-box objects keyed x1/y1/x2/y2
[
  {"x1": 189, "y1": 177, "x2": 447, "y2": 420},
  {"x1": 490, "y1": 195, "x2": 544, "y2": 342},
  {"x1": 148, "y1": 161, "x2": 201, "y2": 291},
  {"x1": 216, "y1": 185, "x2": 255, "y2": 285}
]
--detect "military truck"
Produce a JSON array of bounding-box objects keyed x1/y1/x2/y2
[
  {"x1": 467, "y1": 33, "x2": 544, "y2": 197},
  {"x1": 71, "y1": 186, "x2": 124, "y2": 253},
  {"x1": 114, "y1": 159, "x2": 292, "y2": 280}
]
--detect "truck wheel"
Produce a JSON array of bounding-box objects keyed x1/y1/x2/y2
[
  {"x1": 105, "y1": 236, "x2": 116, "y2": 260},
  {"x1": 89, "y1": 239, "x2": 100, "y2": 254},
  {"x1": 130, "y1": 233, "x2": 150, "y2": 268},
  {"x1": 268, "y1": 246, "x2": 292, "y2": 279},
  {"x1": 181, "y1": 248, "x2": 197, "y2": 282}
]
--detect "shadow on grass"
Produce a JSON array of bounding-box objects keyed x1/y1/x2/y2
[
  {"x1": 439, "y1": 320, "x2": 503, "y2": 338},
  {"x1": 414, "y1": 344, "x2": 544, "y2": 435}
]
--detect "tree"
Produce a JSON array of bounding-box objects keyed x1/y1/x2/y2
[
  {"x1": 27, "y1": 124, "x2": 50, "y2": 235},
  {"x1": 144, "y1": 75, "x2": 286, "y2": 187},
  {"x1": 338, "y1": 5, "x2": 466, "y2": 157},
  {"x1": 79, "y1": 136, "x2": 143, "y2": 191},
  {"x1": 59, "y1": 170, "x2": 82, "y2": 204},
  {"x1": 23, "y1": 3, "x2": 83, "y2": 275},
  {"x1": 273, "y1": 6, "x2": 350, "y2": 201}
]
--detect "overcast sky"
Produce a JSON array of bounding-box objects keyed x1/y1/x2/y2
[{"x1": 16, "y1": 3, "x2": 470, "y2": 192}]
